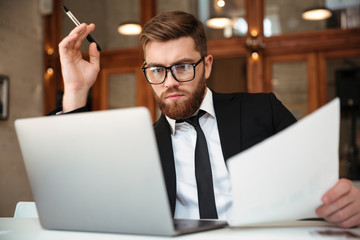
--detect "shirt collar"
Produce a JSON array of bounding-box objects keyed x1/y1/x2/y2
[{"x1": 165, "y1": 87, "x2": 215, "y2": 135}]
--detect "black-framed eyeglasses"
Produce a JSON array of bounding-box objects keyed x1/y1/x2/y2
[{"x1": 142, "y1": 57, "x2": 204, "y2": 85}]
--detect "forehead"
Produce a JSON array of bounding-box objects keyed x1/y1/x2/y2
[{"x1": 144, "y1": 36, "x2": 201, "y2": 65}]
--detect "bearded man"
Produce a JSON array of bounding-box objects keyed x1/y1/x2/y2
[{"x1": 56, "y1": 11, "x2": 360, "y2": 228}]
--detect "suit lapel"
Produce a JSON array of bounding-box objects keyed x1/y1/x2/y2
[
  {"x1": 153, "y1": 114, "x2": 177, "y2": 216},
  {"x1": 213, "y1": 92, "x2": 242, "y2": 161}
]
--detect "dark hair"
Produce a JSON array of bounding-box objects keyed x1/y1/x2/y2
[{"x1": 139, "y1": 11, "x2": 208, "y2": 56}]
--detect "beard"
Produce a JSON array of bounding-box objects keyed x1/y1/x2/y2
[{"x1": 153, "y1": 73, "x2": 207, "y2": 120}]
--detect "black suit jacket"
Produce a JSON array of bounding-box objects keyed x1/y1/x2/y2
[{"x1": 153, "y1": 91, "x2": 297, "y2": 216}]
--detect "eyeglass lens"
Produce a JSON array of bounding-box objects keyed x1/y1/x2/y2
[{"x1": 145, "y1": 63, "x2": 195, "y2": 84}]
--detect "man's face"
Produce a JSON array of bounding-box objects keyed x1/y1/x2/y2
[{"x1": 144, "y1": 36, "x2": 213, "y2": 120}]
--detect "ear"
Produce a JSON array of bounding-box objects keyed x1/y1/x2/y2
[{"x1": 204, "y1": 55, "x2": 213, "y2": 79}]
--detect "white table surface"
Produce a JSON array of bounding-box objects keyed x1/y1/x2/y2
[{"x1": 1, "y1": 218, "x2": 360, "y2": 240}]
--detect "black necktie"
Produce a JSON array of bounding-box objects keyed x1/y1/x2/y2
[{"x1": 178, "y1": 110, "x2": 218, "y2": 219}]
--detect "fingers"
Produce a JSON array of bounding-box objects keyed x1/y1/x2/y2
[
  {"x1": 327, "y1": 200, "x2": 360, "y2": 228},
  {"x1": 322, "y1": 179, "x2": 352, "y2": 204},
  {"x1": 59, "y1": 23, "x2": 96, "y2": 53},
  {"x1": 73, "y1": 23, "x2": 96, "y2": 50},
  {"x1": 316, "y1": 179, "x2": 360, "y2": 228},
  {"x1": 337, "y1": 209, "x2": 360, "y2": 228},
  {"x1": 317, "y1": 179, "x2": 353, "y2": 217},
  {"x1": 58, "y1": 32, "x2": 78, "y2": 57}
]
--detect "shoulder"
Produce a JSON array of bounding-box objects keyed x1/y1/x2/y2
[
  {"x1": 212, "y1": 91, "x2": 280, "y2": 107},
  {"x1": 212, "y1": 90, "x2": 297, "y2": 131}
]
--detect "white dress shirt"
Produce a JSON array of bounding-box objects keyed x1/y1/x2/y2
[{"x1": 165, "y1": 88, "x2": 233, "y2": 220}]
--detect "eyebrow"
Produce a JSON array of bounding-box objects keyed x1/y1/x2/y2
[{"x1": 146, "y1": 58, "x2": 197, "y2": 67}]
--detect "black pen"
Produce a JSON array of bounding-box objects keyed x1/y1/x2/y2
[{"x1": 62, "y1": 5, "x2": 102, "y2": 51}]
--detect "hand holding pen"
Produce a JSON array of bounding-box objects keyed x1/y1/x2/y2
[
  {"x1": 58, "y1": 22, "x2": 100, "y2": 113},
  {"x1": 62, "y1": 5, "x2": 101, "y2": 51}
]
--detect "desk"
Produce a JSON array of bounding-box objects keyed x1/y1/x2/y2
[{"x1": 1, "y1": 218, "x2": 359, "y2": 240}]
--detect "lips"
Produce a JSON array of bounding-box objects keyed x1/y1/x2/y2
[{"x1": 166, "y1": 93, "x2": 184, "y2": 101}]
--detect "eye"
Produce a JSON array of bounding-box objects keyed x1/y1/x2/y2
[
  {"x1": 149, "y1": 67, "x2": 164, "y2": 74},
  {"x1": 173, "y1": 63, "x2": 191, "y2": 72}
]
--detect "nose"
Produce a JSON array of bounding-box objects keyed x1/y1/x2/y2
[{"x1": 163, "y1": 68, "x2": 179, "y2": 88}]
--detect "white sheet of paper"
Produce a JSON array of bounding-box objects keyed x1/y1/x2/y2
[{"x1": 227, "y1": 98, "x2": 340, "y2": 227}]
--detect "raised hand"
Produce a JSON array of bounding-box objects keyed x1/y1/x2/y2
[{"x1": 58, "y1": 23, "x2": 100, "y2": 112}]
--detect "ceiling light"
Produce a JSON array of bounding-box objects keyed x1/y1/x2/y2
[
  {"x1": 117, "y1": 22, "x2": 142, "y2": 35},
  {"x1": 302, "y1": 7, "x2": 332, "y2": 21},
  {"x1": 206, "y1": 17, "x2": 232, "y2": 29},
  {"x1": 217, "y1": 0, "x2": 225, "y2": 8}
]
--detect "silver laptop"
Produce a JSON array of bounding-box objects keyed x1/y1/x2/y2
[{"x1": 15, "y1": 107, "x2": 226, "y2": 236}]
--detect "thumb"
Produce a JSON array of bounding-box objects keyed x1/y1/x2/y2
[{"x1": 89, "y1": 42, "x2": 100, "y2": 67}]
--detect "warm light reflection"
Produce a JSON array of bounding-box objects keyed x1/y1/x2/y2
[
  {"x1": 206, "y1": 17, "x2": 232, "y2": 29},
  {"x1": 117, "y1": 23, "x2": 142, "y2": 35},
  {"x1": 46, "y1": 67, "x2": 54, "y2": 76},
  {"x1": 302, "y1": 8, "x2": 332, "y2": 21},
  {"x1": 46, "y1": 47, "x2": 54, "y2": 55},
  {"x1": 250, "y1": 30, "x2": 258, "y2": 37},
  {"x1": 251, "y1": 52, "x2": 259, "y2": 61}
]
